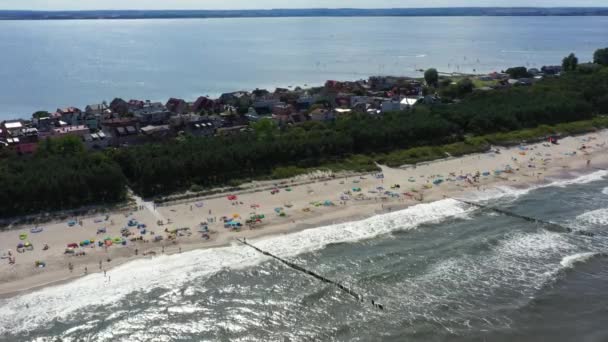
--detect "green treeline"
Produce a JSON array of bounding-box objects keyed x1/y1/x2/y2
[
  {"x1": 114, "y1": 67, "x2": 608, "y2": 197},
  {"x1": 0, "y1": 137, "x2": 127, "y2": 218},
  {"x1": 1, "y1": 65, "x2": 607, "y2": 217}
]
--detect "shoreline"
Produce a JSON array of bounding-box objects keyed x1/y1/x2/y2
[{"x1": 1, "y1": 130, "x2": 608, "y2": 298}]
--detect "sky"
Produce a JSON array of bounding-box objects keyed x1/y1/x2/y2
[{"x1": 0, "y1": 0, "x2": 606, "y2": 11}]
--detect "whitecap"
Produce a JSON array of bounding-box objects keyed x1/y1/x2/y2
[
  {"x1": 0, "y1": 199, "x2": 469, "y2": 337},
  {"x1": 576, "y1": 208, "x2": 608, "y2": 226},
  {"x1": 560, "y1": 252, "x2": 600, "y2": 269}
]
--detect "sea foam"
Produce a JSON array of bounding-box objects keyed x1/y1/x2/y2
[{"x1": 0, "y1": 199, "x2": 469, "y2": 337}]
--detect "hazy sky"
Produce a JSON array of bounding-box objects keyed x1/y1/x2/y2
[{"x1": 1, "y1": 0, "x2": 606, "y2": 11}]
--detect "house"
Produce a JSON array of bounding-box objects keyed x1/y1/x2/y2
[
  {"x1": 169, "y1": 114, "x2": 216, "y2": 137},
  {"x1": 83, "y1": 131, "x2": 109, "y2": 150},
  {"x1": 272, "y1": 103, "x2": 294, "y2": 116},
  {"x1": 109, "y1": 98, "x2": 129, "y2": 115},
  {"x1": 541, "y1": 65, "x2": 562, "y2": 75},
  {"x1": 100, "y1": 117, "x2": 140, "y2": 146},
  {"x1": 33, "y1": 116, "x2": 55, "y2": 132},
  {"x1": 253, "y1": 97, "x2": 281, "y2": 114},
  {"x1": 219, "y1": 91, "x2": 249, "y2": 106},
  {"x1": 127, "y1": 99, "x2": 145, "y2": 112},
  {"x1": 85, "y1": 103, "x2": 108, "y2": 116},
  {"x1": 1, "y1": 121, "x2": 23, "y2": 137},
  {"x1": 55, "y1": 107, "x2": 82, "y2": 126},
  {"x1": 335, "y1": 93, "x2": 352, "y2": 107},
  {"x1": 140, "y1": 125, "x2": 171, "y2": 139},
  {"x1": 381, "y1": 100, "x2": 401, "y2": 113},
  {"x1": 191, "y1": 96, "x2": 216, "y2": 113},
  {"x1": 165, "y1": 98, "x2": 189, "y2": 114},
  {"x1": 309, "y1": 108, "x2": 334, "y2": 122},
  {"x1": 333, "y1": 108, "x2": 352, "y2": 116},
  {"x1": 217, "y1": 125, "x2": 248, "y2": 136},
  {"x1": 400, "y1": 97, "x2": 421, "y2": 109},
  {"x1": 134, "y1": 101, "x2": 171, "y2": 125},
  {"x1": 0, "y1": 122, "x2": 39, "y2": 154},
  {"x1": 53, "y1": 125, "x2": 89, "y2": 139},
  {"x1": 295, "y1": 94, "x2": 315, "y2": 111}
]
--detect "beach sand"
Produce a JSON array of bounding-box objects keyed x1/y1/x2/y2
[{"x1": 1, "y1": 130, "x2": 608, "y2": 297}]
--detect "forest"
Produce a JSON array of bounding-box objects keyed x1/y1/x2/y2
[
  {"x1": 1, "y1": 63, "x2": 607, "y2": 217},
  {"x1": 0, "y1": 137, "x2": 127, "y2": 218}
]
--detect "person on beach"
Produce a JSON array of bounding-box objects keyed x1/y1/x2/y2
[
  {"x1": 84, "y1": 267, "x2": 88, "y2": 275},
  {"x1": 68, "y1": 262, "x2": 73, "y2": 273},
  {"x1": 99, "y1": 260, "x2": 102, "y2": 270}
]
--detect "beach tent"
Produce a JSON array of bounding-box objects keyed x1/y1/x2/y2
[
  {"x1": 195, "y1": 202, "x2": 204, "y2": 208},
  {"x1": 30, "y1": 227, "x2": 43, "y2": 233},
  {"x1": 97, "y1": 227, "x2": 107, "y2": 234},
  {"x1": 68, "y1": 220, "x2": 76, "y2": 227},
  {"x1": 19, "y1": 233, "x2": 28, "y2": 240},
  {"x1": 227, "y1": 195, "x2": 238, "y2": 201}
]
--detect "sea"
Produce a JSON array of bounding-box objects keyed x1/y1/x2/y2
[
  {"x1": 0, "y1": 16, "x2": 608, "y2": 119},
  {"x1": 1, "y1": 169, "x2": 608, "y2": 341}
]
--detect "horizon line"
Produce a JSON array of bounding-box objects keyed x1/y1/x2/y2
[{"x1": 3, "y1": 6, "x2": 608, "y2": 12}]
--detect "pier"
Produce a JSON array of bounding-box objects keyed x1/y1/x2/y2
[
  {"x1": 452, "y1": 198, "x2": 594, "y2": 236},
  {"x1": 236, "y1": 238, "x2": 385, "y2": 310}
]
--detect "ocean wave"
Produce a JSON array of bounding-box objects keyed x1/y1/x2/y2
[
  {"x1": 462, "y1": 170, "x2": 608, "y2": 203},
  {"x1": 0, "y1": 199, "x2": 469, "y2": 337},
  {"x1": 602, "y1": 187, "x2": 608, "y2": 195},
  {"x1": 560, "y1": 252, "x2": 603, "y2": 269},
  {"x1": 575, "y1": 208, "x2": 608, "y2": 226}
]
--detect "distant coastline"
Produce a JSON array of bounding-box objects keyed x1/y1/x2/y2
[{"x1": 1, "y1": 7, "x2": 608, "y2": 20}]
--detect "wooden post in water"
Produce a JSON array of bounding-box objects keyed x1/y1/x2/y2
[{"x1": 235, "y1": 238, "x2": 385, "y2": 310}]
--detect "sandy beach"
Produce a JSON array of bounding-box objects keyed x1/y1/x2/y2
[{"x1": 2, "y1": 130, "x2": 608, "y2": 298}]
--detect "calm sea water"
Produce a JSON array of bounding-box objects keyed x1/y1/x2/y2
[
  {"x1": 0, "y1": 16, "x2": 607, "y2": 119},
  {"x1": 1, "y1": 170, "x2": 607, "y2": 341}
]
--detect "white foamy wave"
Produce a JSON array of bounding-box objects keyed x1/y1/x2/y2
[
  {"x1": 602, "y1": 187, "x2": 608, "y2": 195},
  {"x1": 576, "y1": 208, "x2": 608, "y2": 226},
  {"x1": 550, "y1": 170, "x2": 608, "y2": 188},
  {"x1": 418, "y1": 230, "x2": 576, "y2": 303},
  {"x1": 0, "y1": 199, "x2": 469, "y2": 337},
  {"x1": 560, "y1": 252, "x2": 600, "y2": 269},
  {"x1": 462, "y1": 170, "x2": 608, "y2": 203}
]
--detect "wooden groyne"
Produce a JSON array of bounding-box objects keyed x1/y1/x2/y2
[
  {"x1": 452, "y1": 198, "x2": 594, "y2": 236},
  {"x1": 236, "y1": 238, "x2": 385, "y2": 310}
]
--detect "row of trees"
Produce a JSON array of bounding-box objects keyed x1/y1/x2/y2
[
  {"x1": 0, "y1": 137, "x2": 127, "y2": 218},
  {"x1": 1, "y1": 53, "x2": 607, "y2": 216},
  {"x1": 113, "y1": 64, "x2": 608, "y2": 197}
]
